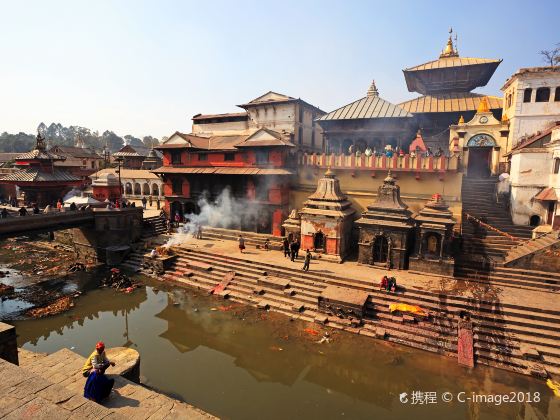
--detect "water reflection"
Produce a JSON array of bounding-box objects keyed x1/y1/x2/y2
[{"x1": 13, "y1": 283, "x2": 558, "y2": 420}]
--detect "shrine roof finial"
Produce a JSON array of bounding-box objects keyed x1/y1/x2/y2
[
  {"x1": 440, "y1": 27, "x2": 459, "y2": 58},
  {"x1": 367, "y1": 80, "x2": 379, "y2": 97},
  {"x1": 477, "y1": 97, "x2": 490, "y2": 113}
]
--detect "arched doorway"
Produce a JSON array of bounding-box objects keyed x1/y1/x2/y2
[
  {"x1": 530, "y1": 215, "x2": 541, "y2": 227},
  {"x1": 125, "y1": 182, "x2": 132, "y2": 195},
  {"x1": 373, "y1": 235, "x2": 389, "y2": 264},
  {"x1": 134, "y1": 183, "x2": 141, "y2": 195},
  {"x1": 313, "y1": 231, "x2": 325, "y2": 251},
  {"x1": 424, "y1": 232, "x2": 441, "y2": 257},
  {"x1": 152, "y1": 183, "x2": 159, "y2": 197},
  {"x1": 467, "y1": 134, "x2": 496, "y2": 178},
  {"x1": 142, "y1": 183, "x2": 150, "y2": 195}
]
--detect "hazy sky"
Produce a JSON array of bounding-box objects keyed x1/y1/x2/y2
[{"x1": 1, "y1": 0, "x2": 558, "y2": 139}]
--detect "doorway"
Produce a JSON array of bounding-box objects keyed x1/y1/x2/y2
[
  {"x1": 372, "y1": 236, "x2": 389, "y2": 264},
  {"x1": 313, "y1": 231, "x2": 325, "y2": 251},
  {"x1": 547, "y1": 202, "x2": 556, "y2": 225},
  {"x1": 467, "y1": 147, "x2": 492, "y2": 177}
]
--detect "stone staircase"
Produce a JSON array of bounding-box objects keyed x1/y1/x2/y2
[
  {"x1": 1, "y1": 348, "x2": 212, "y2": 419},
  {"x1": 457, "y1": 177, "x2": 560, "y2": 292},
  {"x1": 504, "y1": 230, "x2": 560, "y2": 265},
  {"x1": 160, "y1": 246, "x2": 560, "y2": 378},
  {"x1": 200, "y1": 227, "x2": 284, "y2": 250},
  {"x1": 460, "y1": 176, "x2": 533, "y2": 262},
  {"x1": 142, "y1": 214, "x2": 167, "y2": 240}
]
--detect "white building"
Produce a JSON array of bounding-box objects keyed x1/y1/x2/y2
[
  {"x1": 90, "y1": 168, "x2": 163, "y2": 199},
  {"x1": 508, "y1": 123, "x2": 560, "y2": 229},
  {"x1": 190, "y1": 91, "x2": 325, "y2": 152},
  {"x1": 501, "y1": 67, "x2": 560, "y2": 148}
]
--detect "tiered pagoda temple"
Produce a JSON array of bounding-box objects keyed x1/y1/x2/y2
[
  {"x1": 0, "y1": 133, "x2": 82, "y2": 207},
  {"x1": 356, "y1": 171, "x2": 414, "y2": 269},
  {"x1": 399, "y1": 29, "x2": 503, "y2": 148},
  {"x1": 299, "y1": 169, "x2": 355, "y2": 262}
]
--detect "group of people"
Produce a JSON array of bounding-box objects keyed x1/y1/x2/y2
[
  {"x1": 380, "y1": 275, "x2": 398, "y2": 293},
  {"x1": 140, "y1": 195, "x2": 160, "y2": 210},
  {"x1": 281, "y1": 237, "x2": 312, "y2": 271},
  {"x1": 344, "y1": 144, "x2": 447, "y2": 159}
]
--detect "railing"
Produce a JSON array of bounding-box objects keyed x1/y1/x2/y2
[
  {"x1": 463, "y1": 212, "x2": 519, "y2": 241},
  {"x1": 299, "y1": 153, "x2": 460, "y2": 172}
]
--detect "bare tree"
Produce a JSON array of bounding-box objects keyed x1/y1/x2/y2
[{"x1": 540, "y1": 43, "x2": 560, "y2": 67}]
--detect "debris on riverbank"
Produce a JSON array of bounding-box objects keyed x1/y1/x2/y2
[
  {"x1": 103, "y1": 269, "x2": 141, "y2": 292},
  {"x1": 0, "y1": 282, "x2": 14, "y2": 297},
  {"x1": 26, "y1": 296, "x2": 74, "y2": 318}
]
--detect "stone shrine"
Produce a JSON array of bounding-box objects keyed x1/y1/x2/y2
[
  {"x1": 299, "y1": 169, "x2": 355, "y2": 262},
  {"x1": 356, "y1": 171, "x2": 414, "y2": 269},
  {"x1": 409, "y1": 193, "x2": 456, "y2": 276}
]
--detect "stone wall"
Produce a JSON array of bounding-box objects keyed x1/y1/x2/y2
[
  {"x1": 0, "y1": 322, "x2": 18, "y2": 365},
  {"x1": 506, "y1": 242, "x2": 560, "y2": 273}
]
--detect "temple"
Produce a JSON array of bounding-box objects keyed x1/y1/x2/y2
[
  {"x1": 0, "y1": 133, "x2": 82, "y2": 206},
  {"x1": 399, "y1": 29, "x2": 503, "y2": 149}
]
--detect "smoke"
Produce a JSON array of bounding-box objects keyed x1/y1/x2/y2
[
  {"x1": 164, "y1": 187, "x2": 264, "y2": 247},
  {"x1": 62, "y1": 187, "x2": 82, "y2": 202}
]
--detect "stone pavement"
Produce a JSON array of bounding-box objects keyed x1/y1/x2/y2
[
  {"x1": 0, "y1": 348, "x2": 215, "y2": 419},
  {"x1": 177, "y1": 237, "x2": 560, "y2": 314}
]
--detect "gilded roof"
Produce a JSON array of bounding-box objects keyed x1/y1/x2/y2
[
  {"x1": 319, "y1": 95, "x2": 412, "y2": 121},
  {"x1": 398, "y1": 93, "x2": 502, "y2": 114},
  {"x1": 404, "y1": 57, "x2": 502, "y2": 72}
]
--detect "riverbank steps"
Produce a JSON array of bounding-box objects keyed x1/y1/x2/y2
[
  {"x1": 137, "y1": 241, "x2": 560, "y2": 380},
  {"x1": 0, "y1": 347, "x2": 215, "y2": 419}
]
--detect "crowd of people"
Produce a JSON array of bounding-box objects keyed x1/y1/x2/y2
[{"x1": 342, "y1": 144, "x2": 448, "y2": 159}]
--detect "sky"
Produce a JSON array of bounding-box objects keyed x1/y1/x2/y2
[{"x1": 1, "y1": 0, "x2": 559, "y2": 139}]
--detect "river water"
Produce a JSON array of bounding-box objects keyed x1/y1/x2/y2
[{"x1": 9, "y1": 272, "x2": 558, "y2": 420}]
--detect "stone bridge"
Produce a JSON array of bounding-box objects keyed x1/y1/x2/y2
[{"x1": 0, "y1": 208, "x2": 143, "y2": 264}]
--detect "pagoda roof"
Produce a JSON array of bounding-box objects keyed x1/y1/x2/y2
[
  {"x1": 15, "y1": 148, "x2": 65, "y2": 161},
  {"x1": 318, "y1": 93, "x2": 412, "y2": 122},
  {"x1": 403, "y1": 33, "x2": 501, "y2": 95},
  {"x1": 0, "y1": 168, "x2": 81, "y2": 183},
  {"x1": 398, "y1": 92, "x2": 502, "y2": 114}
]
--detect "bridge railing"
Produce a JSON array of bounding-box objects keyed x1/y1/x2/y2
[{"x1": 0, "y1": 210, "x2": 96, "y2": 237}]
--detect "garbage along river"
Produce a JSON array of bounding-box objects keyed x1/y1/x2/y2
[{"x1": 6, "y1": 271, "x2": 556, "y2": 420}]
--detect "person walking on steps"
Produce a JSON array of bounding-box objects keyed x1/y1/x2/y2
[
  {"x1": 302, "y1": 249, "x2": 311, "y2": 271},
  {"x1": 283, "y1": 237, "x2": 290, "y2": 258},
  {"x1": 238, "y1": 235, "x2": 245, "y2": 253},
  {"x1": 141, "y1": 196, "x2": 147, "y2": 209}
]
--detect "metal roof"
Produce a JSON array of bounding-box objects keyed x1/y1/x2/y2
[
  {"x1": 318, "y1": 95, "x2": 412, "y2": 121},
  {"x1": 15, "y1": 148, "x2": 66, "y2": 161},
  {"x1": 404, "y1": 57, "x2": 502, "y2": 72},
  {"x1": 398, "y1": 93, "x2": 502, "y2": 114},
  {"x1": 0, "y1": 168, "x2": 81, "y2": 182},
  {"x1": 534, "y1": 187, "x2": 558, "y2": 201}
]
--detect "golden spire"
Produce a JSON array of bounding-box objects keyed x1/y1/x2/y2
[
  {"x1": 325, "y1": 167, "x2": 335, "y2": 177},
  {"x1": 477, "y1": 97, "x2": 490, "y2": 113},
  {"x1": 458, "y1": 115, "x2": 465, "y2": 124},
  {"x1": 501, "y1": 114, "x2": 509, "y2": 123},
  {"x1": 367, "y1": 80, "x2": 379, "y2": 97},
  {"x1": 440, "y1": 27, "x2": 458, "y2": 58}
]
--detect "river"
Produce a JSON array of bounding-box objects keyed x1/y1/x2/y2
[{"x1": 8, "y1": 273, "x2": 558, "y2": 420}]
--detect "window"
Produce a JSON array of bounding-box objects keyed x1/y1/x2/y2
[
  {"x1": 298, "y1": 105, "x2": 304, "y2": 123},
  {"x1": 198, "y1": 153, "x2": 208, "y2": 161},
  {"x1": 523, "y1": 88, "x2": 532, "y2": 103},
  {"x1": 536, "y1": 87, "x2": 550, "y2": 102},
  {"x1": 172, "y1": 179, "x2": 183, "y2": 195},
  {"x1": 82, "y1": 160, "x2": 87, "y2": 167},
  {"x1": 298, "y1": 126, "x2": 303, "y2": 145},
  {"x1": 255, "y1": 150, "x2": 269, "y2": 164},
  {"x1": 171, "y1": 151, "x2": 181, "y2": 164},
  {"x1": 555, "y1": 87, "x2": 560, "y2": 102},
  {"x1": 311, "y1": 125, "x2": 316, "y2": 148},
  {"x1": 554, "y1": 158, "x2": 560, "y2": 174},
  {"x1": 91, "y1": 161, "x2": 95, "y2": 169},
  {"x1": 224, "y1": 152, "x2": 235, "y2": 161}
]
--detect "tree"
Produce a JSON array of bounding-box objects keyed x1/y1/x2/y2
[
  {"x1": 102, "y1": 130, "x2": 124, "y2": 152},
  {"x1": 142, "y1": 135, "x2": 159, "y2": 148},
  {"x1": 540, "y1": 43, "x2": 560, "y2": 67}
]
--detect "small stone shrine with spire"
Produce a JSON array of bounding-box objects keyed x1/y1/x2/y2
[
  {"x1": 409, "y1": 193, "x2": 456, "y2": 276},
  {"x1": 282, "y1": 209, "x2": 301, "y2": 242},
  {"x1": 299, "y1": 168, "x2": 355, "y2": 262},
  {"x1": 356, "y1": 171, "x2": 414, "y2": 269}
]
